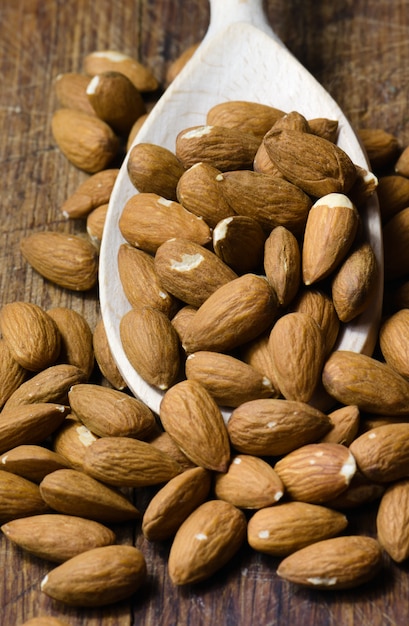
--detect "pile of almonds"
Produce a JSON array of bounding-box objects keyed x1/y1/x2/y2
[{"x1": 4, "y1": 41, "x2": 409, "y2": 625}]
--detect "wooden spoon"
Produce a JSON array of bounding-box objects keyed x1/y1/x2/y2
[{"x1": 99, "y1": 0, "x2": 383, "y2": 417}]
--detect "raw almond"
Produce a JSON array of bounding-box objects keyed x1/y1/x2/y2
[
  {"x1": 119, "y1": 192, "x2": 211, "y2": 254},
  {"x1": 147, "y1": 430, "x2": 196, "y2": 472},
  {"x1": 41, "y1": 544, "x2": 147, "y2": 607},
  {"x1": 0, "y1": 403, "x2": 69, "y2": 454},
  {"x1": 82, "y1": 436, "x2": 182, "y2": 487},
  {"x1": 60, "y1": 168, "x2": 119, "y2": 219},
  {"x1": 0, "y1": 302, "x2": 61, "y2": 371},
  {"x1": 1, "y1": 513, "x2": 116, "y2": 562},
  {"x1": 274, "y1": 442, "x2": 356, "y2": 503},
  {"x1": 118, "y1": 243, "x2": 177, "y2": 315},
  {"x1": 379, "y1": 308, "x2": 409, "y2": 379},
  {"x1": 214, "y1": 454, "x2": 284, "y2": 509},
  {"x1": 227, "y1": 398, "x2": 332, "y2": 457},
  {"x1": 290, "y1": 288, "x2": 340, "y2": 356},
  {"x1": 263, "y1": 128, "x2": 357, "y2": 196},
  {"x1": 247, "y1": 501, "x2": 348, "y2": 556},
  {"x1": 383, "y1": 206, "x2": 409, "y2": 280},
  {"x1": 349, "y1": 422, "x2": 409, "y2": 483},
  {"x1": 206, "y1": 100, "x2": 284, "y2": 139},
  {"x1": 376, "y1": 174, "x2": 409, "y2": 222},
  {"x1": 268, "y1": 311, "x2": 325, "y2": 403},
  {"x1": 86, "y1": 202, "x2": 108, "y2": 248},
  {"x1": 0, "y1": 339, "x2": 27, "y2": 408},
  {"x1": 20, "y1": 231, "x2": 99, "y2": 291},
  {"x1": 142, "y1": 466, "x2": 212, "y2": 541},
  {"x1": 322, "y1": 350, "x2": 409, "y2": 414},
  {"x1": 358, "y1": 127, "x2": 400, "y2": 171},
  {"x1": 0, "y1": 470, "x2": 49, "y2": 523},
  {"x1": 325, "y1": 469, "x2": 386, "y2": 510},
  {"x1": 127, "y1": 142, "x2": 185, "y2": 201},
  {"x1": 0, "y1": 444, "x2": 71, "y2": 483},
  {"x1": 240, "y1": 332, "x2": 280, "y2": 393},
  {"x1": 54, "y1": 71, "x2": 96, "y2": 115},
  {"x1": 39, "y1": 468, "x2": 140, "y2": 522},
  {"x1": 182, "y1": 274, "x2": 278, "y2": 353},
  {"x1": 185, "y1": 351, "x2": 275, "y2": 407},
  {"x1": 319, "y1": 404, "x2": 360, "y2": 446},
  {"x1": 175, "y1": 124, "x2": 260, "y2": 171},
  {"x1": 276, "y1": 535, "x2": 382, "y2": 589},
  {"x1": 170, "y1": 305, "x2": 198, "y2": 345},
  {"x1": 84, "y1": 49, "x2": 159, "y2": 92},
  {"x1": 92, "y1": 319, "x2": 127, "y2": 390},
  {"x1": 264, "y1": 225, "x2": 301, "y2": 307},
  {"x1": 302, "y1": 193, "x2": 359, "y2": 285},
  {"x1": 154, "y1": 238, "x2": 237, "y2": 308},
  {"x1": 308, "y1": 117, "x2": 339, "y2": 142},
  {"x1": 120, "y1": 306, "x2": 181, "y2": 390},
  {"x1": 51, "y1": 108, "x2": 119, "y2": 173},
  {"x1": 159, "y1": 380, "x2": 231, "y2": 472},
  {"x1": 212, "y1": 215, "x2": 266, "y2": 274},
  {"x1": 168, "y1": 500, "x2": 247, "y2": 585},
  {"x1": 68, "y1": 383, "x2": 157, "y2": 439},
  {"x1": 3, "y1": 364, "x2": 86, "y2": 409},
  {"x1": 47, "y1": 307, "x2": 95, "y2": 379},
  {"x1": 52, "y1": 416, "x2": 99, "y2": 472},
  {"x1": 376, "y1": 479, "x2": 409, "y2": 562}
]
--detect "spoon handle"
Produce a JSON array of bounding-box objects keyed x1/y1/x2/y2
[{"x1": 205, "y1": 0, "x2": 282, "y2": 43}]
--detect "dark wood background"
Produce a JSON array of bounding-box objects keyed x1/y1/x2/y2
[{"x1": 2, "y1": 0, "x2": 409, "y2": 624}]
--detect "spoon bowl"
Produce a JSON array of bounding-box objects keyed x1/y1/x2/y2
[{"x1": 99, "y1": 0, "x2": 383, "y2": 417}]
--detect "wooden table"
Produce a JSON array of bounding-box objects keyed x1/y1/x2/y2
[{"x1": 1, "y1": 0, "x2": 409, "y2": 624}]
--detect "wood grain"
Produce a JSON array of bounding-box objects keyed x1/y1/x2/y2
[{"x1": 1, "y1": 0, "x2": 409, "y2": 624}]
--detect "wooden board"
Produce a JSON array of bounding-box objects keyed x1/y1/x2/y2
[{"x1": 1, "y1": 0, "x2": 409, "y2": 624}]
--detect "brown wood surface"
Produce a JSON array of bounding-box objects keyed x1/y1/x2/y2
[{"x1": 1, "y1": 0, "x2": 409, "y2": 624}]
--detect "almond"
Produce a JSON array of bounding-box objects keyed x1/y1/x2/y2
[
  {"x1": 41, "y1": 544, "x2": 147, "y2": 607},
  {"x1": 290, "y1": 288, "x2": 340, "y2": 356},
  {"x1": 52, "y1": 416, "x2": 99, "y2": 471},
  {"x1": 227, "y1": 398, "x2": 332, "y2": 457},
  {"x1": 322, "y1": 350, "x2": 409, "y2": 415},
  {"x1": 182, "y1": 274, "x2": 278, "y2": 353},
  {"x1": 68, "y1": 383, "x2": 157, "y2": 439},
  {"x1": 214, "y1": 454, "x2": 284, "y2": 509},
  {"x1": 168, "y1": 500, "x2": 247, "y2": 585},
  {"x1": 86, "y1": 70, "x2": 146, "y2": 135},
  {"x1": 0, "y1": 470, "x2": 49, "y2": 523},
  {"x1": 39, "y1": 468, "x2": 140, "y2": 523},
  {"x1": 271, "y1": 110, "x2": 310, "y2": 133},
  {"x1": 86, "y1": 203, "x2": 108, "y2": 248},
  {"x1": 92, "y1": 319, "x2": 127, "y2": 390},
  {"x1": 276, "y1": 535, "x2": 382, "y2": 589},
  {"x1": 240, "y1": 332, "x2": 280, "y2": 393},
  {"x1": 264, "y1": 225, "x2": 301, "y2": 307},
  {"x1": 357, "y1": 127, "x2": 400, "y2": 171},
  {"x1": 127, "y1": 142, "x2": 185, "y2": 201},
  {"x1": 348, "y1": 165, "x2": 378, "y2": 208},
  {"x1": 82, "y1": 436, "x2": 182, "y2": 487},
  {"x1": 54, "y1": 72, "x2": 96, "y2": 115},
  {"x1": 147, "y1": 430, "x2": 196, "y2": 472},
  {"x1": 154, "y1": 238, "x2": 237, "y2": 308},
  {"x1": 51, "y1": 108, "x2": 119, "y2": 173},
  {"x1": 4, "y1": 364, "x2": 86, "y2": 409},
  {"x1": 376, "y1": 479, "x2": 409, "y2": 562},
  {"x1": 376, "y1": 174, "x2": 409, "y2": 222},
  {"x1": 206, "y1": 100, "x2": 284, "y2": 139},
  {"x1": 274, "y1": 443, "x2": 356, "y2": 503},
  {"x1": 120, "y1": 306, "x2": 181, "y2": 390},
  {"x1": 176, "y1": 162, "x2": 234, "y2": 227},
  {"x1": 118, "y1": 243, "x2": 177, "y2": 315},
  {"x1": 170, "y1": 305, "x2": 198, "y2": 345},
  {"x1": 159, "y1": 380, "x2": 231, "y2": 472},
  {"x1": 47, "y1": 307, "x2": 95, "y2": 379},
  {"x1": 0, "y1": 444, "x2": 70, "y2": 483},
  {"x1": 383, "y1": 206, "x2": 409, "y2": 280},
  {"x1": 175, "y1": 124, "x2": 260, "y2": 171},
  {"x1": 331, "y1": 241, "x2": 379, "y2": 322},
  {"x1": 185, "y1": 350, "x2": 275, "y2": 407},
  {"x1": 319, "y1": 405, "x2": 360, "y2": 446},
  {"x1": 212, "y1": 215, "x2": 266, "y2": 274},
  {"x1": 142, "y1": 466, "x2": 212, "y2": 541},
  {"x1": 247, "y1": 501, "x2": 348, "y2": 556},
  {"x1": 1, "y1": 513, "x2": 116, "y2": 563},
  {"x1": 119, "y1": 192, "x2": 211, "y2": 254},
  {"x1": 84, "y1": 49, "x2": 159, "y2": 92},
  {"x1": 60, "y1": 168, "x2": 119, "y2": 219},
  {"x1": 20, "y1": 231, "x2": 99, "y2": 291},
  {"x1": 325, "y1": 469, "x2": 386, "y2": 510},
  {"x1": 308, "y1": 117, "x2": 339, "y2": 142},
  {"x1": 268, "y1": 312, "x2": 325, "y2": 403},
  {"x1": 302, "y1": 193, "x2": 359, "y2": 285},
  {"x1": 349, "y1": 422, "x2": 409, "y2": 483},
  {"x1": 0, "y1": 403, "x2": 69, "y2": 454},
  {"x1": 379, "y1": 309, "x2": 409, "y2": 379},
  {"x1": 0, "y1": 339, "x2": 27, "y2": 408},
  {"x1": 0, "y1": 302, "x2": 61, "y2": 371},
  {"x1": 395, "y1": 144, "x2": 409, "y2": 177},
  {"x1": 263, "y1": 128, "x2": 357, "y2": 196}
]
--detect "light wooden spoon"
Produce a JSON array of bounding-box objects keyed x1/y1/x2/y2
[{"x1": 99, "y1": 0, "x2": 383, "y2": 417}]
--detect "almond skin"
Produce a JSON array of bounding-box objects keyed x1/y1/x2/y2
[
  {"x1": 0, "y1": 470, "x2": 50, "y2": 523},
  {"x1": 182, "y1": 274, "x2": 278, "y2": 354},
  {"x1": 20, "y1": 231, "x2": 99, "y2": 291},
  {"x1": 54, "y1": 71, "x2": 96, "y2": 116},
  {"x1": 52, "y1": 416, "x2": 99, "y2": 472},
  {"x1": 39, "y1": 468, "x2": 140, "y2": 523},
  {"x1": 212, "y1": 215, "x2": 266, "y2": 274},
  {"x1": 206, "y1": 100, "x2": 285, "y2": 139},
  {"x1": 0, "y1": 302, "x2": 61, "y2": 372},
  {"x1": 264, "y1": 225, "x2": 301, "y2": 308},
  {"x1": 47, "y1": 308, "x2": 95, "y2": 379},
  {"x1": 247, "y1": 502, "x2": 348, "y2": 556},
  {"x1": 291, "y1": 288, "x2": 340, "y2": 356},
  {"x1": 159, "y1": 380, "x2": 231, "y2": 473},
  {"x1": 41, "y1": 544, "x2": 147, "y2": 607},
  {"x1": 379, "y1": 309, "x2": 409, "y2": 379},
  {"x1": 0, "y1": 444, "x2": 71, "y2": 483},
  {"x1": 1, "y1": 513, "x2": 116, "y2": 563},
  {"x1": 127, "y1": 142, "x2": 185, "y2": 201},
  {"x1": 60, "y1": 168, "x2": 119, "y2": 219},
  {"x1": 376, "y1": 479, "x2": 409, "y2": 562},
  {"x1": 276, "y1": 535, "x2": 382, "y2": 589},
  {"x1": 322, "y1": 350, "x2": 409, "y2": 415},
  {"x1": 349, "y1": 423, "x2": 409, "y2": 483},
  {"x1": 142, "y1": 466, "x2": 212, "y2": 541},
  {"x1": 0, "y1": 403, "x2": 69, "y2": 455},
  {"x1": 168, "y1": 500, "x2": 247, "y2": 585}
]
